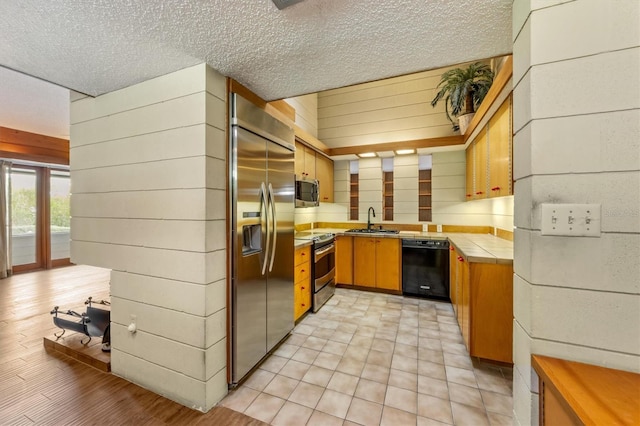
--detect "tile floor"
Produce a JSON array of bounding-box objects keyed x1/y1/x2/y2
[{"x1": 220, "y1": 288, "x2": 513, "y2": 426}]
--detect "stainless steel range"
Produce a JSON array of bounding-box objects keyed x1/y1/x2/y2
[{"x1": 295, "y1": 231, "x2": 335, "y2": 312}]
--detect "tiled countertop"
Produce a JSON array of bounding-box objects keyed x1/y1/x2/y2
[
  {"x1": 294, "y1": 239, "x2": 313, "y2": 249},
  {"x1": 295, "y1": 228, "x2": 513, "y2": 264}
]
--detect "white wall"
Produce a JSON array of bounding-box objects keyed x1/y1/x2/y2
[
  {"x1": 317, "y1": 67, "x2": 466, "y2": 148},
  {"x1": 285, "y1": 93, "x2": 318, "y2": 138},
  {"x1": 328, "y1": 154, "x2": 514, "y2": 230},
  {"x1": 70, "y1": 64, "x2": 228, "y2": 411},
  {"x1": 512, "y1": 1, "x2": 640, "y2": 424},
  {"x1": 393, "y1": 155, "x2": 419, "y2": 224},
  {"x1": 358, "y1": 158, "x2": 383, "y2": 223}
]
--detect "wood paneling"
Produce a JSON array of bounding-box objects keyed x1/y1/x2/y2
[
  {"x1": 533, "y1": 355, "x2": 640, "y2": 426},
  {"x1": 464, "y1": 55, "x2": 513, "y2": 142},
  {"x1": 328, "y1": 135, "x2": 463, "y2": 157},
  {"x1": 496, "y1": 227, "x2": 514, "y2": 241},
  {"x1": 0, "y1": 127, "x2": 69, "y2": 165}
]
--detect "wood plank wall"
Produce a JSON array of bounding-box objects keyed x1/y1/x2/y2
[
  {"x1": 0, "y1": 127, "x2": 69, "y2": 165},
  {"x1": 69, "y1": 63, "x2": 228, "y2": 411},
  {"x1": 285, "y1": 93, "x2": 318, "y2": 138},
  {"x1": 317, "y1": 64, "x2": 473, "y2": 148}
]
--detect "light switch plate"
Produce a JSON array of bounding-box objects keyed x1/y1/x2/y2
[{"x1": 541, "y1": 204, "x2": 601, "y2": 237}]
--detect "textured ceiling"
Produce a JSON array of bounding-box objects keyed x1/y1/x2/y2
[{"x1": 0, "y1": 0, "x2": 512, "y2": 102}]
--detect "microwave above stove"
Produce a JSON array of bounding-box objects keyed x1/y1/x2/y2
[{"x1": 295, "y1": 178, "x2": 319, "y2": 207}]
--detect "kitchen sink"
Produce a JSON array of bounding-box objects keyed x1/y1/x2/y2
[{"x1": 346, "y1": 228, "x2": 400, "y2": 234}]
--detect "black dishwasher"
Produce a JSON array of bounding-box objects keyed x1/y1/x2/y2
[{"x1": 402, "y1": 239, "x2": 450, "y2": 300}]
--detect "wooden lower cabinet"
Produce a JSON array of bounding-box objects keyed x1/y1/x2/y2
[
  {"x1": 376, "y1": 239, "x2": 401, "y2": 291},
  {"x1": 336, "y1": 236, "x2": 353, "y2": 285},
  {"x1": 294, "y1": 246, "x2": 311, "y2": 321},
  {"x1": 353, "y1": 237, "x2": 401, "y2": 292},
  {"x1": 533, "y1": 354, "x2": 640, "y2": 426},
  {"x1": 450, "y1": 247, "x2": 513, "y2": 363}
]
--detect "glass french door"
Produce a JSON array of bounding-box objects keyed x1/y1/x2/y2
[{"x1": 10, "y1": 165, "x2": 71, "y2": 273}]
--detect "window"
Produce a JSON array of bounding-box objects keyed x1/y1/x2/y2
[
  {"x1": 10, "y1": 164, "x2": 70, "y2": 273},
  {"x1": 418, "y1": 155, "x2": 432, "y2": 222},
  {"x1": 382, "y1": 158, "x2": 393, "y2": 221},
  {"x1": 349, "y1": 160, "x2": 359, "y2": 220}
]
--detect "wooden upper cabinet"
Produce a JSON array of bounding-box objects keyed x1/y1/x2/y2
[
  {"x1": 473, "y1": 127, "x2": 488, "y2": 200},
  {"x1": 295, "y1": 140, "x2": 334, "y2": 203},
  {"x1": 315, "y1": 154, "x2": 334, "y2": 203},
  {"x1": 295, "y1": 141, "x2": 316, "y2": 179},
  {"x1": 465, "y1": 145, "x2": 474, "y2": 200},
  {"x1": 303, "y1": 146, "x2": 316, "y2": 180},
  {"x1": 488, "y1": 96, "x2": 512, "y2": 198},
  {"x1": 294, "y1": 142, "x2": 316, "y2": 180},
  {"x1": 294, "y1": 141, "x2": 305, "y2": 178},
  {"x1": 465, "y1": 94, "x2": 513, "y2": 202}
]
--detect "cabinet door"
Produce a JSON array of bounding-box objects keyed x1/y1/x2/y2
[
  {"x1": 469, "y1": 263, "x2": 514, "y2": 363},
  {"x1": 449, "y1": 246, "x2": 458, "y2": 314},
  {"x1": 336, "y1": 236, "x2": 353, "y2": 285},
  {"x1": 465, "y1": 145, "x2": 474, "y2": 200},
  {"x1": 488, "y1": 96, "x2": 512, "y2": 198},
  {"x1": 294, "y1": 280, "x2": 311, "y2": 321},
  {"x1": 376, "y1": 238, "x2": 400, "y2": 291},
  {"x1": 303, "y1": 146, "x2": 316, "y2": 180},
  {"x1": 316, "y1": 154, "x2": 334, "y2": 203},
  {"x1": 294, "y1": 141, "x2": 305, "y2": 179},
  {"x1": 460, "y1": 257, "x2": 470, "y2": 350},
  {"x1": 353, "y1": 237, "x2": 376, "y2": 288},
  {"x1": 473, "y1": 127, "x2": 488, "y2": 199}
]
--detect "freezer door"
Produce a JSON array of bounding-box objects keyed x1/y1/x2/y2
[
  {"x1": 232, "y1": 126, "x2": 268, "y2": 382},
  {"x1": 266, "y1": 140, "x2": 295, "y2": 351}
]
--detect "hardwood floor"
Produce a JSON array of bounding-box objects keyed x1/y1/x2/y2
[{"x1": 0, "y1": 265, "x2": 265, "y2": 425}]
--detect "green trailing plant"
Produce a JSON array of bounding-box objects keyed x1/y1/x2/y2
[{"x1": 431, "y1": 62, "x2": 494, "y2": 131}]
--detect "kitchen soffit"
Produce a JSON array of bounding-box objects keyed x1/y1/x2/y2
[{"x1": 0, "y1": 0, "x2": 512, "y2": 101}]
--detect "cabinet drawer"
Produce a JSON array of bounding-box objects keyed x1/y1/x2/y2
[
  {"x1": 294, "y1": 262, "x2": 310, "y2": 283},
  {"x1": 295, "y1": 246, "x2": 311, "y2": 266},
  {"x1": 294, "y1": 280, "x2": 311, "y2": 320}
]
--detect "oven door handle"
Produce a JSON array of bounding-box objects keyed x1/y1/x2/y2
[
  {"x1": 315, "y1": 243, "x2": 335, "y2": 262},
  {"x1": 315, "y1": 267, "x2": 336, "y2": 288}
]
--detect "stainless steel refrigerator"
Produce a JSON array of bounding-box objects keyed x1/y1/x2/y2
[{"x1": 229, "y1": 93, "x2": 295, "y2": 385}]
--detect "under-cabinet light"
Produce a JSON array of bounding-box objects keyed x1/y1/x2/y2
[
  {"x1": 357, "y1": 152, "x2": 377, "y2": 158},
  {"x1": 395, "y1": 149, "x2": 415, "y2": 155}
]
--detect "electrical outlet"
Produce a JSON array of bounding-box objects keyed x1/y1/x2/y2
[{"x1": 541, "y1": 204, "x2": 601, "y2": 237}]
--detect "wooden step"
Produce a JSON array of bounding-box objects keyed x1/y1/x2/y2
[{"x1": 43, "y1": 333, "x2": 110, "y2": 372}]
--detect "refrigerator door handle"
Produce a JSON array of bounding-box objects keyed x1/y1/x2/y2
[
  {"x1": 268, "y1": 183, "x2": 277, "y2": 272},
  {"x1": 260, "y1": 182, "x2": 270, "y2": 276}
]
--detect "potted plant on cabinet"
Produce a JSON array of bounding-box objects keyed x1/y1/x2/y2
[{"x1": 431, "y1": 62, "x2": 494, "y2": 134}]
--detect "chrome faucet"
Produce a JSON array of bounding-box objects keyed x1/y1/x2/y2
[{"x1": 367, "y1": 207, "x2": 376, "y2": 230}]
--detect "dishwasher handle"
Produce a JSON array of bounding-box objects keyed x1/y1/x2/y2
[{"x1": 402, "y1": 239, "x2": 449, "y2": 249}]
